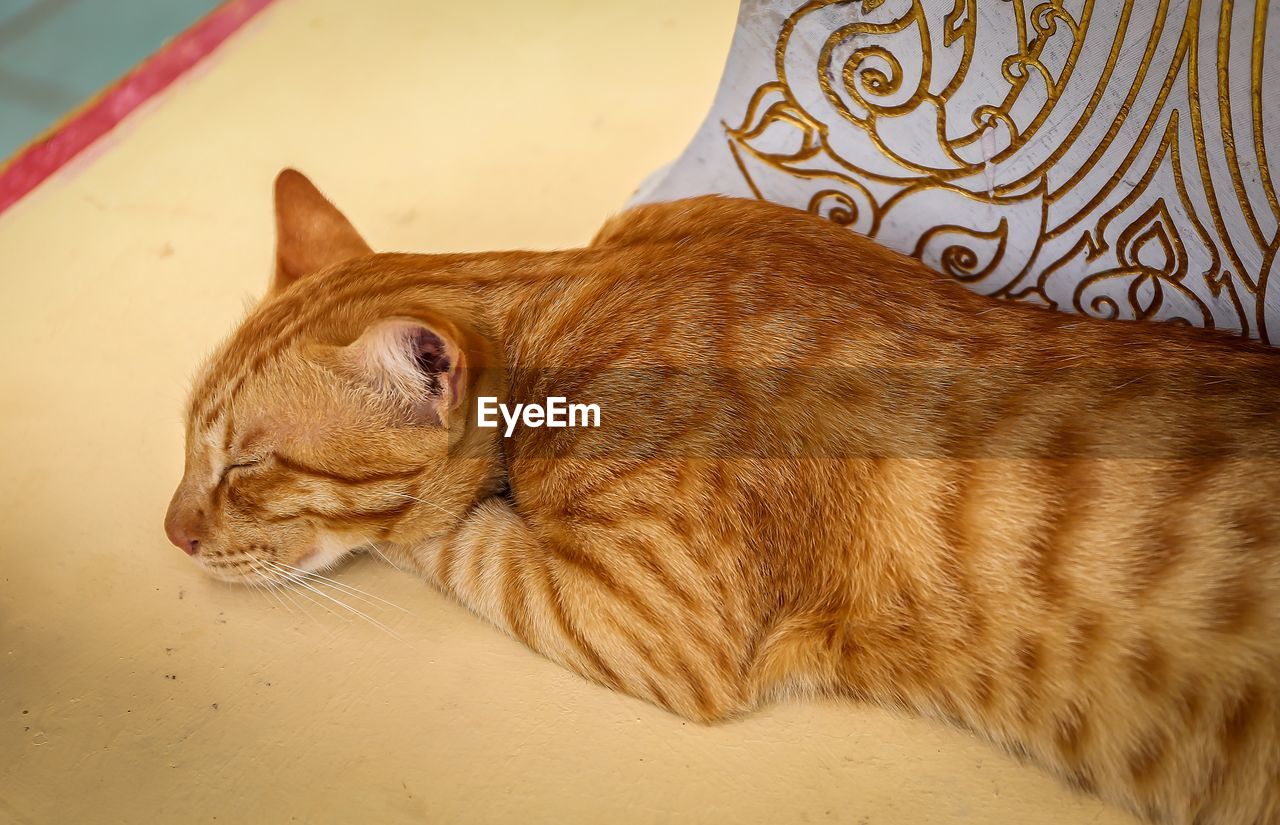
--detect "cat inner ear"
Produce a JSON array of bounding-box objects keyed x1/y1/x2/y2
[
  {"x1": 346, "y1": 319, "x2": 467, "y2": 426},
  {"x1": 271, "y1": 168, "x2": 373, "y2": 294}
]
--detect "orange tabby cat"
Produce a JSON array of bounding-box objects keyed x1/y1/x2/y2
[{"x1": 166, "y1": 170, "x2": 1279, "y2": 825}]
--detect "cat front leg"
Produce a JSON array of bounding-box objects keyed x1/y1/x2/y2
[{"x1": 395, "y1": 497, "x2": 754, "y2": 723}]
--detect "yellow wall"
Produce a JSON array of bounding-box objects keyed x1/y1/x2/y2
[{"x1": 0, "y1": 1, "x2": 1136, "y2": 822}]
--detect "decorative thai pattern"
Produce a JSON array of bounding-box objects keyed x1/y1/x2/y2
[{"x1": 633, "y1": 0, "x2": 1280, "y2": 342}]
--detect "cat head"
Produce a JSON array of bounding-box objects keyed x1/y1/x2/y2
[{"x1": 164, "y1": 170, "x2": 503, "y2": 583}]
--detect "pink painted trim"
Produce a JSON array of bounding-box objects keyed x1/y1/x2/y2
[{"x1": 0, "y1": 0, "x2": 278, "y2": 216}]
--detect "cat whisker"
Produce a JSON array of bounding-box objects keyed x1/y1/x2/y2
[
  {"x1": 250, "y1": 554, "x2": 372, "y2": 632},
  {"x1": 258, "y1": 578, "x2": 301, "y2": 622},
  {"x1": 268, "y1": 558, "x2": 410, "y2": 614},
  {"x1": 249, "y1": 555, "x2": 333, "y2": 627},
  {"x1": 1112, "y1": 374, "x2": 1148, "y2": 391},
  {"x1": 254, "y1": 559, "x2": 355, "y2": 625},
  {"x1": 271, "y1": 585, "x2": 307, "y2": 623},
  {"x1": 390, "y1": 491, "x2": 453, "y2": 517},
  {"x1": 261, "y1": 559, "x2": 403, "y2": 640},
  {"x1": 274, "y1": 574, "x2": 351, "y2": 625},
  {"x1": 364, "y1": 540, "x2": 399, "y2": 569},
  {"x1": 246, "y1": 573, "x2": 274, "y2": 606},
  {"x1": 247, "y1": 556, "x2": 307, "y2": 623},
  {"x1": 274, "y1": 574, "x2": 320, "y2": 624}
]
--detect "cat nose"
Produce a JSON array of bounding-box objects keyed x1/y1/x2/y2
[
  {"x1": 169, "y1": 531, "x2": 200, "y2": 556},
  {"x1": 164, "y1": 497, "x2": 206, "y2": 556}
]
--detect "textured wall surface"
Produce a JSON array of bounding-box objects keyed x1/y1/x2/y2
[
  {"x1": 0, "y1": 1, "x2": 1136, "y2": 823},
  {"x1": 0, "y1": 0, "x2": 224, "y2": 158},
  {"x1": 637, "y1": 0, "x2": 1280, "y2": 343}
]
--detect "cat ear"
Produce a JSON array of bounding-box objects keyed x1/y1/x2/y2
[
  {"x1": 344, "y1": 319, "x2": 466, "y2": 426},
  {"x1": 272, "y1": 168, "x2": 372, "y2": 294}
]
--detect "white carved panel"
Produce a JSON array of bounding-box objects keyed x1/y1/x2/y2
[{"x1": 635, "y1": 0, "x2": 1280, "y2": 342}]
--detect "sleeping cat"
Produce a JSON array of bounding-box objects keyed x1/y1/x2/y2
[{"x1": 166, "y1": 169, "x2": 1280, "y2": 825}]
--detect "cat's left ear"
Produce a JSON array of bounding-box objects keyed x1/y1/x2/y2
[
  {"x1": 343, "y1": 318, "x2": 467, "y2": 427},
  {"x1": 271, "y1": 168, "x2": 372, "y2": 294}
]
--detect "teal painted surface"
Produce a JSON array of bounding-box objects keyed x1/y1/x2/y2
[{"x1": 0, "y1": 0, "x2": 224, "y2": 159}]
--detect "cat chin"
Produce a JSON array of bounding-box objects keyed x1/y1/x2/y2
[{"x1": 294, "y1": 531, "x2": 362, "y2": 575}]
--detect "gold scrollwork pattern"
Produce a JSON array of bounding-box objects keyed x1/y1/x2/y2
[{"x1": 661, "y1": 0, "x2": 1280, "y2": 342}]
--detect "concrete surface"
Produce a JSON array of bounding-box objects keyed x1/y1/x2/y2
[{"x1": 0, "y1": 1, "x2": 1138, "y2": 822}]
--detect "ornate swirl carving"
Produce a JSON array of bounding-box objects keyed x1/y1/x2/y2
[
  {"x1": 807, "y1": 189, "x2": 863, "y2": 225},
  {"x1": 682, "y1": 0, "x2": 1280, "y2": 341},
  {"x1": 844, "y1": 45, "x2": 905, "y2": 100},
  {"x1": 912, "y1": 220, "x2": 1009, "y2": 283}
]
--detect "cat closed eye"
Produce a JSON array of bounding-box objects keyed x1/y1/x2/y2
[{"x1": 219, "y1": 458, "x2": 263, "y2": 482}]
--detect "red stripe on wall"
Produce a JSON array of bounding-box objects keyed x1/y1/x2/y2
[{"x1": 0, "y1": 0, "x2": 278, "y2": 216}]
